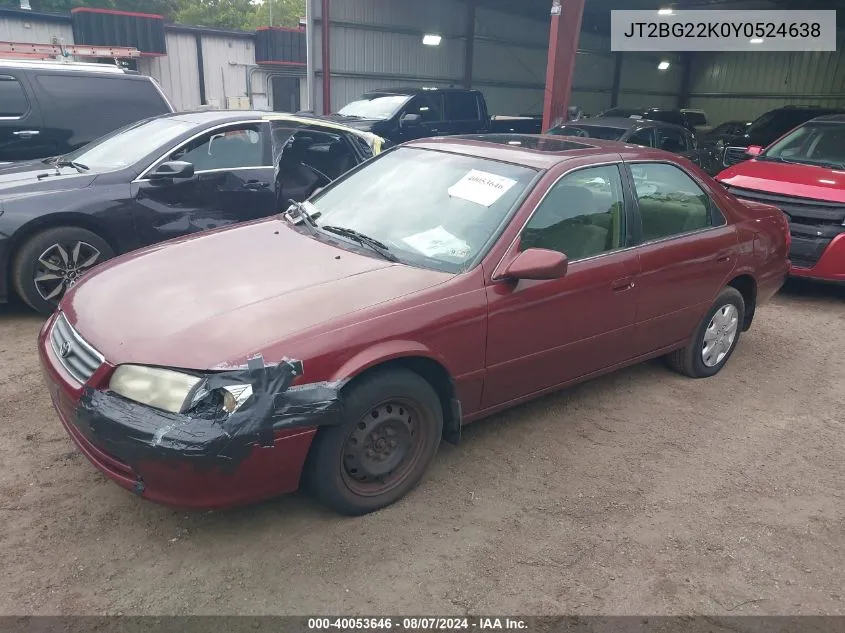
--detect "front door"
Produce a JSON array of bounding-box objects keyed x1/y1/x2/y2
[
  {"x1": 483, "y1": 164, "x2": 640, "y2": 408},
  {"x1": 395, "y1": 93, "x2": 445, "y2": 143},
  {"x1": 626, "y1": 161, "x2": 737, "y2": 355},
  {"x1": 0, "y1": 73, "x2": 51, "y2": 162},
  {"x1": 131, "y1": 122, "x2": 276, "y2": 246}
]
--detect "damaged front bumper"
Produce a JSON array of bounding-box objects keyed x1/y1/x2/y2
[{"x1": 39, "y1": 323, "x2": 345, "y2": 510}]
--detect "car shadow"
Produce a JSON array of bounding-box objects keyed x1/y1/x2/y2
[{"x1": 779, "y1": 277, "x2": 845, "y2": 302}]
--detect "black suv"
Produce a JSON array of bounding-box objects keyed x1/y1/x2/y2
[
  {"x1": 0, "y1": 59, "x2": 173, "y2": 163},
  {"x1": 719, "y1": 105, "x2": 845, "y2": 168}
]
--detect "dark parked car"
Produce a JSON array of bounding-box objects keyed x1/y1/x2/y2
[
  {"x1": 0, "y1": 59, "x2": 173, "y2": 163},
  {"x1": 596, "y1": 107, "x2": 694, "y2": 131},
  {"x1": 0, "y1": 110, "x2": 384, "y2": 313},
  {"x1": 39, "y1": 135, "x2": 789, "y2": 515},
  {"x1": 547, "y1": 117, "x2": 699, "y2": 163},
  {"x1": 717, "y1": 114, "x2": 845, "y2": 282},
  {"x1": 695, "y1": 120, "x2": 752, "y2": 174},
  {"x1": 331, "y1": 87, "x2": 542, "y2": 144},
  {"x1": 717, "y1": 105, "x2": 845, "y2": 169}
]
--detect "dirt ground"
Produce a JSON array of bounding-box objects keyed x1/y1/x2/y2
[{"x1": 0, "y1": 281, "x2": 843, "y2": 616}]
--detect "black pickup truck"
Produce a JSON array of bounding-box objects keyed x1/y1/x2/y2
[{"x1": 328, "y1": 87, "x2": 542, "y2": 144}]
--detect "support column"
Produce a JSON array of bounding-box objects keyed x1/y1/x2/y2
[
  {"x1": 321, "y1": 0, "x2": 331, "y2": 114},
  {"x1": 677, "y1": 52, "x2": 694, "y2": 109},
  {"x1": 463, "y1": 0, "x2": 476, "y2": 89},
  {"x1": 542, "y1": 0, "x2": 586, "y2": 131},
  {"x1": 610, "y1": 52, "x2": 622, "y2": 108}
]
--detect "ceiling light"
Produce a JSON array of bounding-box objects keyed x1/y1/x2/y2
[
  {"x1": 658, "y1": 7, "x2": 673, "y2": 15},
  {"x1": 750, "y1": 38, "x2": 764, "y2": 44},
  {"x1": 422, "y1": 34, "x2": 442, "y2": 46},
  {"x1": 657, "y1": 60, "x2": 671, "y2": 70}
]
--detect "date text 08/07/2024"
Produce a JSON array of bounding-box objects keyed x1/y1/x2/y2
[{"x1": 307, "y1": 617, "x2": 529, "y2": 630}]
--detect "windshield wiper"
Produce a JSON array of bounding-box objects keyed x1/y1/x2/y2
[
  {"x1": 284, "y1": 199, "x2": 320, "y2": 234},
  {"x1": 54, "y1": 160, "x2": 89, "y2": 173},
  {"x1": 321, "y1": 225, "x2": 398, "y2": 262}
]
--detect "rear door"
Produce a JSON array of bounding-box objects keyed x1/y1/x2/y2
[
  {"x1": 130, "y1": 121, "x2": 276, "y2": 246},
  {"x1": 0, "y1": 72, "x2": 49, "y2": 162},
  {"x1": 625, "y1": 160, "x2": 737, "y2": 356}
]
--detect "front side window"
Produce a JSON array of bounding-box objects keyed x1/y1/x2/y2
[
  {"x1": 0, "y1": 76, "x2": 28, "y2": 117},
  {"x1": 762, "y1": 122, "x2": 845, "y2": 169},
  {"x1": 169, "y1": 123, "x2": 267, "y2": 171},
  {"x1": 630, "y1": 162, "x2": 713, "y2": 242},
  {"x1": 520, "y1": 165, "x2": 626, "y2": 261},
  {"x1": 309, "y1": 147, "x2": 537, "y2": 273},
  {"x1": 627, "y1": 127, "x2": 656, "y2": 148},
  {"x1": 404, "y1": 93, "x2": 444, "y2": 123},
  {"x1": 657, "y1": 128, "x2": 689, "y2": 152}
]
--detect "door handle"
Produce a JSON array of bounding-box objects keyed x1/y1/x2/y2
[
  {"x1": 13, "y1": 130, "x2": 40, "y2": 138},
  {"x1": 242, "y1": 181, "x2": 269, "y2": 190},
  {"x1": 612, "y1": 278, "x2": 636, "y2": 292},
  {"x1": 717, "y1": 255, "x2": 731, "y2": 263}
]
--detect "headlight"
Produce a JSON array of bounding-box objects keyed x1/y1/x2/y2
[{"x1": 110, "y1": 365, "x2": 203, "y2": 414}]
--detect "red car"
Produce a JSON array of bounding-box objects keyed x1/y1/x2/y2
[
  {"x1": 39, "y1": 135, "x2": 790, "y2": 515},
  {"x1": 717, "y1": 114, "x2": 845, "y2": 282}
]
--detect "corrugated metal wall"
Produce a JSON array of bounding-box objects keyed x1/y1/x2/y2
[
  {"x1": 687, "y1": 33, "x2": 845, "y2": 124},
  {"x1": 313, "y1": 0, "x2": 684, "y2": 117},
  {"x1": 138, "y1": 31, "x2": 201, "y2": 111},
  {"x1": 0, "y1": 14, "x2": 73, "y2": 45},
  {"x1": 200, "y1": 34, "x2": 256, "y2": 109}
]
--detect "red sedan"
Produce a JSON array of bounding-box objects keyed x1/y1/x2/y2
[{"x1": 39, "y1": 135, "x2": 790, "y2": 515}]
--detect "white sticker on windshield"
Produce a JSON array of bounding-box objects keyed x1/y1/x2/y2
[
  {"x1": 447, "y1": 170, "x2": 518, "y2": 207},
  {"x1": 403, "y1": 226, "x2": 471, "y2": 259}
]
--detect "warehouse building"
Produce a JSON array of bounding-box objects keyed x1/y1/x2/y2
[{"x1": 0, "y1": 0, "x2": 844, "y2": 128}]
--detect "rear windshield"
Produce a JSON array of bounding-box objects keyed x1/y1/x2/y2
[
  {"x1": 549, "y1": 125, "x2": 626, "y2": 141},
  {"x1": 762, "y1": 121, "x2": 845, "y2": 170}
]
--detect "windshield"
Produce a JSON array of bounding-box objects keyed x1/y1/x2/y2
[
  {"x1": 549, "y1": 124, "x2": 625, "y2": 141},
  {"x1": 762, "y1": 122, "x2": 845, "y2": 169},
  {"x1": 60, "y1": 117, "x2": 194, "y2": 172},
  {"x1": 337, "y1": 94, "x2": 412, "y2": 120},
  {"x1": 309, "y1": 147, "x2": 538, "y2": 273}
]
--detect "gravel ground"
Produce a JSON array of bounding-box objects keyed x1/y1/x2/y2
[{"x1": 0, "y1": 281, "x2": 843, "y2": 616}]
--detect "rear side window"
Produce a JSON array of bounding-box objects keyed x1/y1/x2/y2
[
  {"x1": 627, "y1": 127, "x2": 656, "y2": 148},
  {"x1": 0, "y1": 76, "x2": 29, "y2": 117},
  {"x1": 657, "y1": 127, "x2": 689, "y2": 152},
  {"x1": 34, "y1": 74, "x2": 170, "y2": 147},
  {"x1": 630, "y1": 162, "x2": 714, "y2": 242},
  {"x1": 445, "y1": 92, "x2": 480, "y2": 121}
]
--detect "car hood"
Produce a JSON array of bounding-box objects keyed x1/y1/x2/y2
[
  {"x1": 325, "y1": 115, "x2": 380, "y2": 131},
  {"x1": 61, "y1": 218, "x2": 452, "y2": 369},
  {"x1": 0, "y1": 160, "x2": 98, "y2": 198},
  {"x1": 717, "y1": 160, "x2": 845, "y2": 203}
]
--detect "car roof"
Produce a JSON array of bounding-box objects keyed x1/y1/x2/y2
[
  {"x1": 807, "y1": 114, "x2": 845, "y2": 122},
  {"x1": 364, "y1": 87, "x2": 479, "y2": 95},
  {"x1": 564, "y1": 117, "x2": 688, "y2": 132},
  {"x1": 0, "y1": 59, "x2": 134, "y2": 75},
  {"x1": 404, "y1": 134, "x2": 666, "y2": 170}
]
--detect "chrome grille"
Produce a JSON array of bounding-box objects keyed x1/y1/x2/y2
[
  {"x1": 50, "y1": 313, "x2": 103, "y2": 384},
  {"x1": 723, "y1": 146, "x2": 749, "y2": 166}
]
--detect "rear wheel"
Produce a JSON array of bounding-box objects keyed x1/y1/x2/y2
[
  {"x1": 12, "y1": 226, "x2": 114, "y2": 315},
  {"x1": 307, "y1": 369, "x2": 443, "y2": 515},
  {"x1": 667, "y1": 286, "x2": 745, "y2": 378}
]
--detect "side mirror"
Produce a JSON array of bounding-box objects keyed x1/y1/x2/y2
[
  {"x1": 499, "y1": 248, "x2": 569, "y2": 281},
  {"x1": 149, "y1": 160, "x2": 195, "y2": 181},
  {"x1": 400, "y1": 113, "x2": 422, "y2": 128},
  {"x1": 745, "y1": 145, "x2": 763, "y2": 157}
]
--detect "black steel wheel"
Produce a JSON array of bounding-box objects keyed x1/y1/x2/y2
[{"x1": 307, "y1": 369, "x2": 443, "y2": 515}]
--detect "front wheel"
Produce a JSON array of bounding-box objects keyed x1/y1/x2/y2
[
  {"x1": 667, "y1": 286, "x2": 745, "y2": 378},
  {"x1": 306, "y1": 369, "x2": 443, "y2": 515},
  {"x1": 12, "y1": 226, "x2": 114, "y2": 315}
]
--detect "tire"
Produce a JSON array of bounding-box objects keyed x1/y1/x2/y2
[
  {"x1": 306, "y1": 369, "x2": 443, "y2": 516},
  {"x1": 12, "y1": 226, "x2": 114, "y2": 315},
  {"x1": 667, "y1": 286, "x2": 745, "y2": 378}
]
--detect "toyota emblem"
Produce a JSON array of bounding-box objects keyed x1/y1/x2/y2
[{"x1": 59, "y1": 341, "x2": 72, "y2": 358}]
